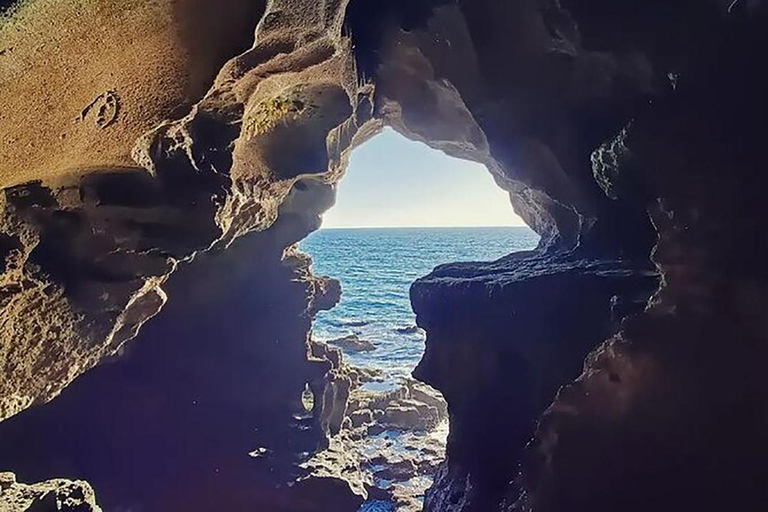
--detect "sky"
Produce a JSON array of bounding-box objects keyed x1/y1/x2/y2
[{"x1": 322, "y1": 128, "x2": 527, "y2": 228}]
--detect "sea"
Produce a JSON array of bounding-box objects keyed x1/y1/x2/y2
[
  {"x1": 301, "y1": 226, "x2": 540, "y2": 378},
  {"x1": 299, "y1": 226, "x2": 539, "y2": 511}
]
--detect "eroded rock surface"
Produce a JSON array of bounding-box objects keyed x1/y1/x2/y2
[
  {"x1": 0, "y1": 0, "x2": 361, "y2": 422},
  {"x1": 304, "y1": 363, "x2": 449, "y2": 512},
  {"x1": 0, "y1": 1, "x2": 767, "y2": 512},
  {"x1": 328, "y1": 333, "x2": 377, "y2": 353},
  {"x1": 0, "y1": 473, "x2": 102, "y2": 512},
  {"x1": 0, "y1": 0, "x2": 267, "y2": 188},
  {"x1": 411, "y1": 253, "x2": 658, "y2": 511},
  {"x1": 514, "y1": 6, "x2": 768, "y2": 510},
  {"x1": 0, "y1": 204, "x2": 364, "y2": 511}
]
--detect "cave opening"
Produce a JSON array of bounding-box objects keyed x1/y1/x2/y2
[
  {"x1": 0, "y1": 1, "x2": 765, "y2": 511},
  {"x1": 299, "y1": 127, "x2": 539, "y2": 511}
]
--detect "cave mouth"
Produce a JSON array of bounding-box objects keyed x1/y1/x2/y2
[{"x1": 299, "y1": 128, "x2": 539, "y2": 510}]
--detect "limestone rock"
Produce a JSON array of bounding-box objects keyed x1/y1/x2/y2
[
  {"x1": 0, "y1": 2, "x2": 767, "y2": 512},
  {"x1": 0, "y1": 0, "x2": 265, "y2": 189},
  {"x1": 0, "y1": 474, "x2": 102, "y2": 512},
  {"x1": 0, "y1": 0, "x2": 359, "y2": 422},
  {"x1": 289, "y1": 476, "x2": 365, "y2": 512},
  {"x1": 412, "y1": 252, "x2": 658, "y2": 511},
  {"x1": 394, "y1": 325, "x2": 423, "y2": 335},
  {"x1": 349, "y1": 408, "x2": 374, "y2": 428},
  {"x1": 328, "y1": 334, "x2": 377, "y2": 353},
  {"x1": 0, "y1": 220, "x2": 357, "y2": 511}
]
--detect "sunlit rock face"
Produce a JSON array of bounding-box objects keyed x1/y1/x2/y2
[
  {"x1": 0, "y1": 0, "x2": 267, "y2": 188},
  {"x1": 0, "y1": 0, "x2": 358, "y2": 422},
  {"x1": 1, "y1": 1, "x2": 767, "y2": 511},
  {"x1": 0, "y1": 0, "x2": 371, "y2": 508},
  {"x1": 0, "y1": 472, "x2": 102, "y2": 512}
]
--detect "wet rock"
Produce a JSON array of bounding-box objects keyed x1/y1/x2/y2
[
  {"x1": 304, "y1": 365, "x2": 449, "y2": 511},
  {"x1": 289, "y1": 476, "x2": 365, "y2": 512},
  {"x1": 407, "y1": 380, "x2": 448, "y2": 420},
  {"x1": 348, "y1": 367, "x2": 384, "y2": 386},
  {"x1": 0, "y1": 474, "x2": 102, "y2": 512},
  {"x1": 300, "y1": 435, "x2": 369, "y2": 505},
  {"x1": 367, "y1": 424, "x2": 386, "y2": 437},
  {"x1": 394, "y1": 325, "x2": 423, "y2": 335},
  {"x1": 384, "y1": 405, "x2": 421, "y2": 428},
  {"x1": 384, "y1": 400, "x2": 441, "y2": 431},
  {"x1": 350, "y1": 409, "x2": 374, "y2": 428},
  {"x1": 337, "y1": 319, "x2": 371, "y2": 327},
  {"x1": 373, "y1": 459, "x2": 418, "y2": 482},
  {"x1": 328, "y1": 334, "x2": 377, "y2": 353}
]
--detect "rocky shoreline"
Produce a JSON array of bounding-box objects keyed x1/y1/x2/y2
[
  {"x1": 0, "y1": 473, "x2": 101, "y2": 512},
  {"x1": 2, "y1": 1, "x2": 767, "y2": 511},
  {"x1": 306, "y1": 341, "x2": 449, "y2": 511}
]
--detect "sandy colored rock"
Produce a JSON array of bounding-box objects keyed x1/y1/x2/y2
[
  {"x1": 0, "y1": 474, "x2": 102, "y2": 511},
  {"x1": 1, "y1": 2, "x2": 767, "y2": 512},
  {"x1": 0, "y1": 0, "x2": 264, "y2": 188},
  {"x1": 0, "y1": 0, "x2": 360, "y2": 422}
]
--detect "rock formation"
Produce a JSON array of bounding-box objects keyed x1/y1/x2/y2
[
  {"x1": 1, "y1": 1, "x2": 767, "y2": 511},
  {"x1": 0, "y1": 472, "x2": 101, "y2": 512},
  {"x1": 0, "y1": 201, "x2": 361, "y2": 511},
  {"x1": 327, "y1": 333, "x2": 377, "y2": 352},
  {"x1": 411, "y1": 253, "x2": 658, "y2": 511},
  {"x1": 304, "y1": 369, "x2": 449, "y2": 511},
  {"x1": 0, "y1": 0, "x2": 357, "y2": 422}
]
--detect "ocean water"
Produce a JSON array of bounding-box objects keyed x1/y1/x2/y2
[
  {"x1": 301, "y1": 226, "x2": 539, "y2": 511},
  {"x1": 301, "y1": 227, "x2": 540, "y2": 378}
]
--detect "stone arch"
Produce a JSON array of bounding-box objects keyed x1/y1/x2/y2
[{"x1": 0, "y1": 1, "x2": 766, "y2": 511}]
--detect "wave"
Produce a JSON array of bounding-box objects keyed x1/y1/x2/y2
[
  {"x1": 393, "y1": 325, "x2": 423, "y2": 335},
  {"x1": 329, "y1": 318, "x2": 371, "y2": 328}
]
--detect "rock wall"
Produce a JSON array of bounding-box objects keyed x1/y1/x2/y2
[
  {"x1": 0, "y1": 186, "x2": 364, "y2": 511},
  {"x1": 0, "y1": 0, "x2": 267, "y2": 188},
  {"x1": 411, "y1": 254, "x2": 658, "y2": 511},
  {"x1": 516, "y1": 4, "x2": 768, "y2": 511},
  {"x1": 401, "y1": 2, "x2": 768, "y2": 512},
  {"x1": 1, "y1": 1, "x2": 370, "y2": 509},
  {"x1": 340, "y1": 1, "x2": 767, "y2": 511},
  {"x1": 0, "y1": 472, "x2": 101, "y2": 512},
  {"x1": 349, "y1": 3, "x2": 662, "y2": 507},
  {"x1": 0, "y1": 0, "x2": 362, "y2": 422},
  {"x1": 364, "y1": 0, "x2": 657, "y2": 253},
  {"x1": 1, "y1": 1, "x2": 767, "y2": 512}
]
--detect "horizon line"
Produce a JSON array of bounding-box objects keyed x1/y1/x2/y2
[{"x1": 318, "y1": 225, "x2": 533, "y2": 230}]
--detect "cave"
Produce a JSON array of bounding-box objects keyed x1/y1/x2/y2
[
  {"x1": 1, "y1": 1, "x2": 767, "y2": 512},
  {"x1": 298, "y1": 127, "x2": 539, "y2": 511}
]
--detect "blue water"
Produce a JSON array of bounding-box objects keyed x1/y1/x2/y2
[{"x1": 301, "y1": 227, "x2": 539, "y2": 377}]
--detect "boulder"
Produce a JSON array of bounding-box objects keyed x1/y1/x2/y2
[{"x1": 327, "y1": 334, "x2": 377, "y2": 353}]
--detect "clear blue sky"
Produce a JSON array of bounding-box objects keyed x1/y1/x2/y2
[{"x1": 323, "y1": 128, "x2": 526, "y2": 228}]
